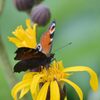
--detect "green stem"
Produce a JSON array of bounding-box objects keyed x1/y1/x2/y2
[
  {"x1": 0, "y1": 0, "x2": 5, "y2": 15},
  {"x1": 0, "y1": 36, "x2": 17, "y2": 88},
  {"x1": 0, "y1": 36, "x2": 29, "y2": 100}
]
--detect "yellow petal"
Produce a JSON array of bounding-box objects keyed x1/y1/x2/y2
[
  {"x1": 64, "y1": 96, "x2": 67, "y2": 100},
  {"x1": 26, "y1": 19, "x2": 31, "y2": 28},
  {"x1": 61, "y1": 79, "x2": 83, "y2": 100},
  {"x1": 30, "y1": 74, "x2": 42, "y2": 98},
  {"x1": 58, "y1": 61, "x2": 64, "y2": 70},
  {"x1": 63, "y1": 66, "x2": 98, "y2": 91},
  {"x1": 22, "y1": 72, "x2": 36, "y2": 80},
  {"x1": 52, "y1": 60, "x2": 56, "y2": 68},
  {"x1": 9, "y1": 19, "x2": 37, "y2": 48},
  {"x1": 11, "y1": 79, "x2": 32, "y2": 100},
  {"x1": 50, "y1": 81, "x2": 60, "y2": 100},
  {"x1": 36, "y1": 82, "x2": 50, "y2": 100},
  {"x1": 19, "y1": 72, "x2": 36, "y2": 99},
  {"x1": 32, "y1": 85, "x2": 40, "y2": 100},
  {"x1": 12, "y1": 27, "x2": 29, "y2": 42},
  {"x1": 19, "y1": 87, "x2": 29, "y2": 99},
  {"x1": 8, "y1": 37, "x2": 23, "y2": 47},
  {"x1": 32, "y1": 24, "x2": 37, "y2": 34}
]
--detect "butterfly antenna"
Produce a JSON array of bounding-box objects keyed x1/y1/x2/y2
[{"x1": 54, "y1": 42, "x2": 72, "y2": 52}]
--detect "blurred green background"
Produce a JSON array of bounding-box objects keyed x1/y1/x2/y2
[{"x1": 0, "y1": 0, "x2": 100, "y2": 100}]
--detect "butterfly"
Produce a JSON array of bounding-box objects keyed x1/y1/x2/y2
[{"x1": 14, "y1": 21, "x2": 56, "y2": 73}]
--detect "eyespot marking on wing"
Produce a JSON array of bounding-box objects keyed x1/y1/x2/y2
[
  {"x1": 36, "y1": 44, "x2": 42, "y2": 52},
  {"x1": 49, "y1": 21, "x2": 56, "y2": 35}
]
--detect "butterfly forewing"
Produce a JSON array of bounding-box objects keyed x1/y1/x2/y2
[
  {"x1": 15, "y1": 47, "x2": 37, "y2": 60},
  {"x1": 15, "y1": 47, "x2": 47, "y2": 60},
  {"x1": 14, "y1": 55, "x2": 51, "y2": 72},
  {"x1": 40, "y1": 21, "x2": 56, "y2": 54}
]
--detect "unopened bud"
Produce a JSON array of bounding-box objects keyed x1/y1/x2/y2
[
  {"x1": 14, "y1": 0, "x2": 44, "y2": 11},
  {"x1": 31, "y1": 4, "x2": 51, "y2": 26},
  {"x1": 34, "y1": 0, "x2": 44, "y2": 4}
]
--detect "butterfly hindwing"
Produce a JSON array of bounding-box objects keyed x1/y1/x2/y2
[
  {"x1": 14, "y1": 55, "x2": 52, "y2": 72},
  {"x1": 14, "y1": 59, "x2": 39, "y2": 72}
]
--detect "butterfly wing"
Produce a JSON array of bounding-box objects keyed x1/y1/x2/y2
[
  {"x1": 40, "y1": 21, "x2": 56, "y2": 54},
  {"x1": 14, "y1": 21, "x2": 56, "y2": 72},
  {"x1": 15, "y1": 21, "x2": 56, "y2": 60},
  {"x1": 14, "y1": 47, "x2": 49, "y2": 72},
  {"x1": 14, "y1": 54, "x2": 50, "y2": 72},
  {"x1": 15, "y1": 47, "x2": 47, "y2": 60},
  {"x1": 14, "y1": 47, "x2": 37, "y2": 60},
  {"x1": 14, "y1": 58, "x2": 41, "y2": 72}
]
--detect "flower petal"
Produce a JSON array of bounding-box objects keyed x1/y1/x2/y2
[
  {"x1": 36, "y1": 82, "x2": 50, "y2": 100},
  {"x1": 19, "y1": 72, "x2": 36, "y2": 99},
  {"x1": 26, "y1": 19, "x2": 31, "y2": 28},
  {"x1": 19, "y1": 87, "x2": 29, "y2": 99},
  {"x1": 8, "y1": 37, "x2": 23, "y2": 47},
  {"x1": 50, "y1": 81, "x2": 60, "y2": 100},
  {"x1": 52, "y1": 60, "x2": 56, "y2": 68},
  {"x1": 30, "y1": 74, "x2": 43, "y2": 99},
  {"x1": 64, "y1": 96, "x2": 67, "y2": 100},
  {"x1": 9, "y1": 19, "x2": 37, "y2": 48},
  {"x1": 58, "y1": 61, "x2": 64, "y2": 70},
  {"x1": 11, "y1": 79, "x2": 32, "y2": 100},
  {"x1": 61, "y1": 79, "x2": 83, "y2": 100},
  {"x1": 63, "y1": 66, "x2": 98, "y2": 91},
  {"x1": 22, "y1": 72, "x2": 36, "y2": 80}
]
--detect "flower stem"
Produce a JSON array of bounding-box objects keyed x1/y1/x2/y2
[
  {"x1": 0, "y1": 36, "x2": 17, "y2": 88},
  {"x1": 0, "y1": 0, "x2": 5, "y2": 15},
  {"x1": 0, "y1": 36, "x2": 29, "y2": 100}
]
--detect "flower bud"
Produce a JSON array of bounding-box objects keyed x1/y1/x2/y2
[
  {"x1": 14, "y1": 0, "x2": 44, "y2": 11},
  {"x1": 31, "y1": 4, "x2": 51, "y2": 26},
  {"x1": 34, "y1": 0, "x2": 44, "y2": 4}
]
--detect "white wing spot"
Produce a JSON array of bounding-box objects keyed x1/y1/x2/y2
[
  {"x1": 50, "y1": 38, "x2": 53, "y2": 42},
  {"x1": 37, "y1": 44, "x2": 42, "y2": 51}
]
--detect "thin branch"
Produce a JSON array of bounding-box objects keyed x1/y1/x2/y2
[
  {"x1": 0, "y1": 0, "x2": 5, "y2": 15},
  {"x1": 0, "y1": 36, "x2": 29, "y2": 100},
  {"x1": 0, "y1": 36, "x2": 17, "y2": 88}
]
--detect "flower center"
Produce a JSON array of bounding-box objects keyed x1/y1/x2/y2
[{"x1": 40, "y1": 66, "x2": 67, "y2": 82}]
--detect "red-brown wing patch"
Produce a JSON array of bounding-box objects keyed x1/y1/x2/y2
[
  {"x1": 40, "y1": 31, "x2": 51, "y2": 54},
  {"x1": 40, "y1": 21, "x2": 56, "y2": 54}
]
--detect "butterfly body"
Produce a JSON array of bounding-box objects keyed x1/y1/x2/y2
[{"x1": 14, "y1": 21, "x2": 56, "y2": 73}]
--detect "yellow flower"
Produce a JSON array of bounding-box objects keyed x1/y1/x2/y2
[
  {"x1": 8, "y1": 19, "x2": 37, "y2": 48},
  {"x1": 9, "y1": 19, "x2": 98, "y2": 100},
  {"x1": 11, "y1": 61, "x2": 98, "y2": 100}
]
